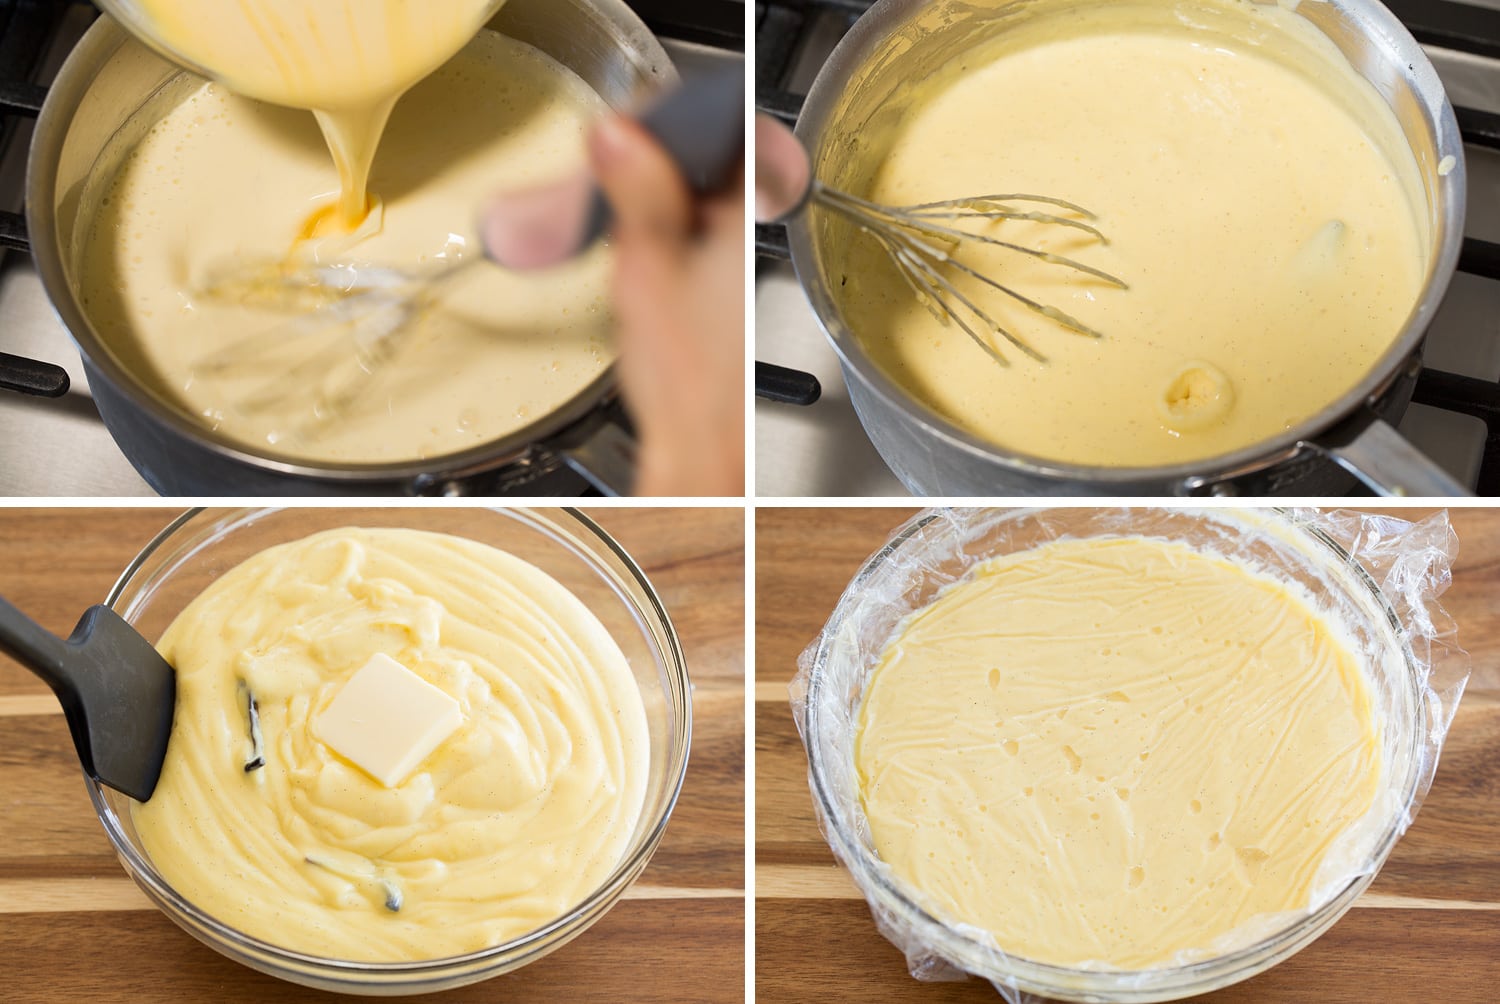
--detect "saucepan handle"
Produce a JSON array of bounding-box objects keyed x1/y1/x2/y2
[
  {"x1": 1306, "y1": 409, "x2": 1472, "y2": 497},
  {"x1": 0, "y1": 352, "x2": 70, "y2": 397}
]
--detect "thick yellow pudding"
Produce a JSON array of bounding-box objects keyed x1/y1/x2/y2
[
  {"x1": 855, "y1": 535, "x2": 1382, "y2": 969},
  {"x1": 79, "y1": 30, "x2": 612, "y2": 463},
  {"x1": 131, "y1": 527, "x2": 648, "y2": 962},
  {"x1": 833, "y1": 0, "x2": 1426, "y2": 467}
]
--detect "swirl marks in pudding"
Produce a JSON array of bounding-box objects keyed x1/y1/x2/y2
[
  {"x1": 856, "y1": 535, "x2": 1382, "y2": 969},
  {"x1": 131, "y1": 528, "x2": 648, "y2": 962}
]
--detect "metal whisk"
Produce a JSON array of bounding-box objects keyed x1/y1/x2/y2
[
  {"x1": 808, "y1": 181, "x2": 1128, "y2": 365},
  {"x1": 188, "y1": 256, "x2": 474, "y2": 439}
]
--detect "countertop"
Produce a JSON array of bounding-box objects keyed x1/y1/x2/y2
[
  {"x1": 755, "y1": 506, "x2": 1499, "y2": 1003},
  {"x1": 0, "y1": 506, "x2": 744, "y2": 1003}
]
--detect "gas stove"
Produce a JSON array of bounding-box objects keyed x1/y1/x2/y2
[
  {"x1": 0, "y1": 0, "x2": 744, "y2": 497},
  {"x1": 755, "y1": 0, "x2": 1500, "y2": 497}
]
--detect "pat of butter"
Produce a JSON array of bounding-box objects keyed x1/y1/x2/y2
[{"x1": 314, "y1": 653, "x2": 463, "y2": 787}]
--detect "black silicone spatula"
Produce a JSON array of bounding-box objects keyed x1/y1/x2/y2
[{"x1": 0, "y1": 596, "x2": 175, "y2": 801}]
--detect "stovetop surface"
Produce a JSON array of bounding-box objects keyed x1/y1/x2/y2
[
  {"x1": 0, "y1": 1, "x2": 743, "y2": 498},
  {"x1": 754, "y1": 0, "x2": 1500, "y2": 497}
]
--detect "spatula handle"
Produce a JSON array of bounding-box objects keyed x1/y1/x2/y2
[{"x1": 0, "y1": 595, "x2": 72, "y2": 697}]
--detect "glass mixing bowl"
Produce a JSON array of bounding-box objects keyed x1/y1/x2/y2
[
  {"x1": 87, "y1": 507, "x2": 691, "y2": 995},
  {"x1": 799, "y1": 507, "x2": 1444, "y2": 1002}
]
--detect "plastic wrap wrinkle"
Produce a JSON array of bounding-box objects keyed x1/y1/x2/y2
[{"x1": 791, "y1": 507, "x2": 1469, "y2": 1004}]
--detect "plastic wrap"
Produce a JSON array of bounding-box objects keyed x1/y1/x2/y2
[{"x1": 791, "y1": 507, "x2": 1469, "y2": 1003}]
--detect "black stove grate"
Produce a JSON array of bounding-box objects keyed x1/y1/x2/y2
[
  {"x1": 756, "y1": 0, "x2": 1500, "y2": 494},
  {"x1": 635, "y1": 0, "x2": 745, "y2": 50},
  {"x1": 0, "y1": 0, "x2": 75, "y2": 253},
  {"x1": 0, "y1": 0, "x2": 84, "y2": 398}
]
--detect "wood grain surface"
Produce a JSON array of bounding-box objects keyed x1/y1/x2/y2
[
  {"x1": 0, "y1": 506, "x2": 745, "y2": 1003},
  {"x1": 755, "y1": 506, "x2": 1500, "y2": 1003}
]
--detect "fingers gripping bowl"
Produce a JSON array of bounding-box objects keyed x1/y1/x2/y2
[
  {"x1": 793, "y1": 508, "x2": 1467, "y2": 1001},
  {"x1": 87, "y1": 508, "x2": 690, "y2": 995}
]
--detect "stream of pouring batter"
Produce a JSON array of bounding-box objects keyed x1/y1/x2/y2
[{"x1": 132, "y1": 0, "x2": 501, "y2": 234}]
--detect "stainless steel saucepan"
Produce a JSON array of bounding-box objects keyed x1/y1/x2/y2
[
  {"x1": 27, "y1": 0, "x2": 673, "y2": 497},
  {"x1": 785, "y1": 0, "x2": 1469, "y2": 497}
]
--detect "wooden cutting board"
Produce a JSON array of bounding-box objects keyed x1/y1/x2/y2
[
  {"x1": 0, "y1": 507, "x2": 744, "y2": 1004},
  {"x1": 756, "y1": 506, "x2": 1499, "y2": 1003}
]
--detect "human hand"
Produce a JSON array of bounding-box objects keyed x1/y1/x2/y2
[
  {"x1": 754, "y1": 113, "x2": 810, "y2": 223},
  {"x1": 586, "y1": 114, "x2": 746, "y2": 497},
  {"x1": 480, "y1": 116, "x2": 745, "y2": 497}
]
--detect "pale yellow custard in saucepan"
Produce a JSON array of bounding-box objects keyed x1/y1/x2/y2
[
  {"x1": 855, "y1": 536, "x2": 1382, "y2": 969},
  {"x1": 131, "y1": 528, "x2": 648, "y2": 962},
  {"x1": 834, "y1": 0, "x2": 1427, "y2": 467},
  {"x1": 79, "y1": 28, "x2": 611, "y2": 464}
]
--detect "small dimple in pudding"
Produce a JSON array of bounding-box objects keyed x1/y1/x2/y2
[
  {"x1": 130, "y1": 528, "x2": 648, "y2": 962},
  {"x1": 1160, "y1": 361, "x2": 1235, "y2": 432},
  {"x1": 855, "y1": 535, "x2": 1383, "y2": 970}
]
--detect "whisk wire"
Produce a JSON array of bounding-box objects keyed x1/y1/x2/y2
[
  {"x1": 192, "y1": 258, "x2": 477, "y2": 437},
  {"x1": 810, "y1": 180, "x2": 1126, "y2": 365},
  {"x1": 897, "y1": 195, "x2": 1112, "y2": 244},
  {"x1": 939, "y1": 252, "x2": 1106, "y2": 342},
  {"x1": 816, "y1": 186, "x2": 1124, "y2": 284},
  {"x1": 879, "y1": 233, "x2": 1014, "y2": 367},
  {"x1": 910, "y1": 207, "x2": 1110, "y2": 244},
  {"x1": 898, "y1": 214, "x2": 1126, "y2": 289},
  {"x1": 875, "y1": 226, "x2": 1043, "y2": 365},
  {"x1": 903, "y1": 192, "x2": 1100, "y2": 216}
]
